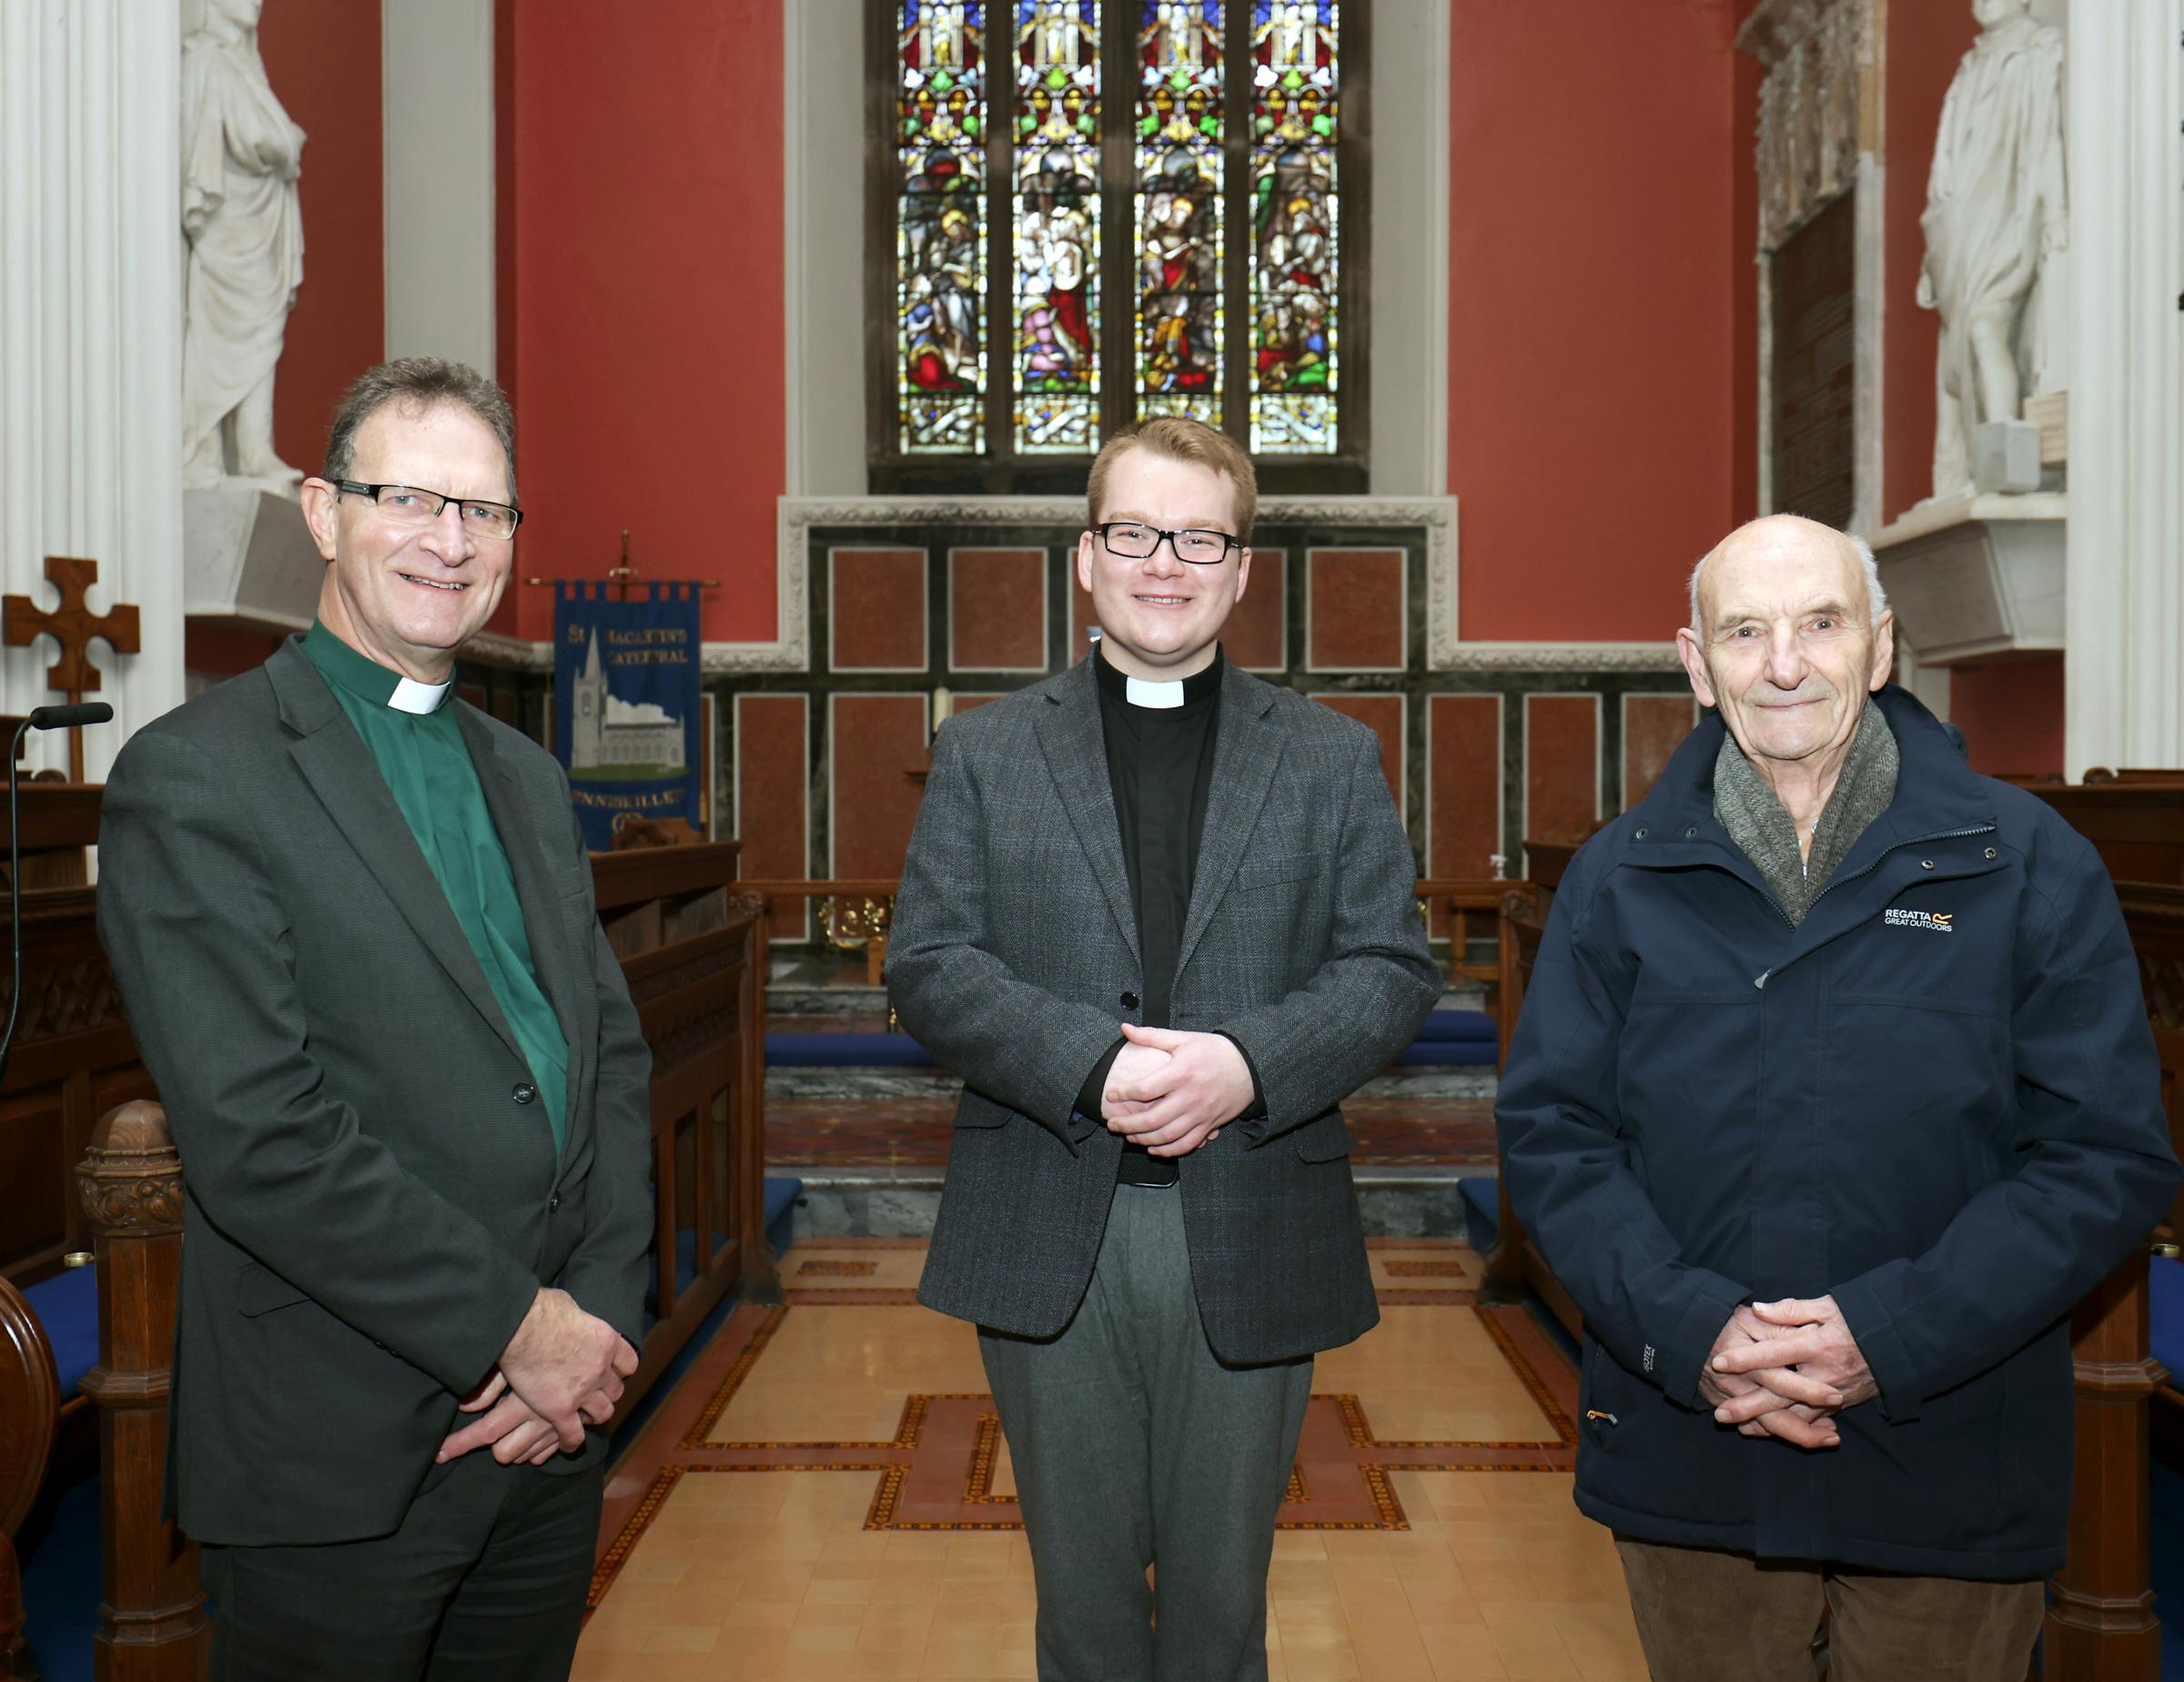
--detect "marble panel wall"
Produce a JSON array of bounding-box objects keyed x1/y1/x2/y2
[
  {"x1": 1622, "y1": 693, "x2": 1700, "y2": 809},
  {"x1": 735, "y1": 694, "x2": 811, "y2": 939},
  {"x1": 717, "y1": 520, "x2": 1701, "y2": 947},
  {"x1": 1524, "y1": 694, "x2": 1604, "y2": 860},
  {"x1": 1311, "y1": 694, "x2": 1408, "y2": 819}
]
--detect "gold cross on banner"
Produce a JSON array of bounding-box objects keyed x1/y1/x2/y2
[{"x1": 4, "y1": 556, "x2": 142, "y2": 782}]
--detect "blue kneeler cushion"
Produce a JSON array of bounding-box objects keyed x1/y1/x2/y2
[
  {"x1": 2153, "y1": 1255, "x2": 2184, "y2": 1387},
  {"x1": 766, "y1": 1031, "x2": 935, "y2": 1069},
  {"x1": 21, "y1": 1264, "x2": 98, "y2": 1398}
]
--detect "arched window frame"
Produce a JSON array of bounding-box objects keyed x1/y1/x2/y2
[{"x1": 864, "y1": 2, "x2": 1371, "y2": 496}]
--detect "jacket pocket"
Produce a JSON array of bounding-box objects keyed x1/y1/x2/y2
[
  {"x1": 236, "y1": 1262, "x2": 311, "y2": 1318},
  {"x1": 1293, "y1": 1110, "x2": 1351, "y2": 1161},
  {"x1": 1237, "y1": 853, "x2": 1321, "y2": 891},
  {"x1": 954, "y1": 1093, "x2": 1013, "y2": 1129}
]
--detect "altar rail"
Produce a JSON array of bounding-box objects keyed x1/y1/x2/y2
[
  {"x1": 741, "y1": 876, "x2": 1514, "y2": 998},
  {"x1": 0, "y1": 841, "x2": 771, "y2": 1677}
]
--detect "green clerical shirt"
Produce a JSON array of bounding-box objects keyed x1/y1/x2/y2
[{"x1": 304, "y1": 622, "x2": 571, "y2": 1157}]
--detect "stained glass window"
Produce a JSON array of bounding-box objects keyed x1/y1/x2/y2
[
  {"x1": 885, "y1": 1, "x2": 1352, "y2": 472},
  {"x1": 1013, "y1": 3, "x2": 1100, "y2": 453},
  {"x1": 1136, "y1": 3, "x2": 1223, "y2": 427},
  {"x1": 898, "y1": 3, "x2": 988, "y2": 453},
  {"x1": 1249, "y1": 0, "x2": 1338, "y2": 453}
]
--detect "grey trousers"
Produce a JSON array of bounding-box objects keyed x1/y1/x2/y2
[{"x1": 980, "y1": 1181, "x2": 1313, "y2": 1682}]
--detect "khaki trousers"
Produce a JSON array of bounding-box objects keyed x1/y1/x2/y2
[{"x1": 1614, "y1": 1535, "x2": 2044, "y2": 1682}]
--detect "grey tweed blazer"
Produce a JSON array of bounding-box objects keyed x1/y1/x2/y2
[{"x1": 887, "y1": 654, "x2": 1440, "y2": 1363}]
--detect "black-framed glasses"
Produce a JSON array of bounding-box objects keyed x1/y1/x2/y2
[
  {"x1": 333, "y1": 481, "x2": 523, "y2": 541},
  {"x1": 1094, "y1": 522, "x2": 1241, "y2": 565}
]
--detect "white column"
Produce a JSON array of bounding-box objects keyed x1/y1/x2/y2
[
  {"x1": 2065, "y1": 0, "x2": 2184, "y2": 776},
  {"x1": 785, "y1": 0, "x2": 866, "y2": 497},
  {"x1": 1369, "y1": 0, "x2": 1450, "y2": 497},
  {"x1": 382, "y1": 0, "x2": 496, "y2": 370},
  {"x1": 0, "y1": 0, "x2": 187, "y2": 775}
]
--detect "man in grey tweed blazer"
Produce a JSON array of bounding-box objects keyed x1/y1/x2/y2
[{"x1": 888, "y1": 418, "x2": 1440, "y2": 1681}]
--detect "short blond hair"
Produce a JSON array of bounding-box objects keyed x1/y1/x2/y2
[{"x1": 1086, "y1": 417, "x2": 1258, "y2": 542}]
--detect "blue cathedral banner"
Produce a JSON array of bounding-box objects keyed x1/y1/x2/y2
[{"x1": 552, "y1": 582, "x2": 702, "y2": 848}]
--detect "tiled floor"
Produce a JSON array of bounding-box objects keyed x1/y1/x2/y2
[
  {"x1": 765, "y1": 1099, "x2": 1499, "y2": 1169},
  {"x1": 575, "y1": 1239, "x2": 1648, "y2": 1680}
]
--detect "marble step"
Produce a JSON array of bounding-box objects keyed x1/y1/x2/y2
[
  {"x1": 769, "y1": 980, "x2": 890, "y2": 1025},
  {"x1": 778, "y1": 1164, "x2": 1492, "y2": 1243}
]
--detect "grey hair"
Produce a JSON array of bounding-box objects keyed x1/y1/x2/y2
[
  {"x1": 322, "y1": 357, "x2": 517, "y2": 501},
  {"x1": 1686, "y1": 529, "x2": 1887, "y2": 635}
]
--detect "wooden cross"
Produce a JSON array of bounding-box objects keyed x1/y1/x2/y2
[{"x1": 4, "y1": 556, "x2": 141, "y2": 782}]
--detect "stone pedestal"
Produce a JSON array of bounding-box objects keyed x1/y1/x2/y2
[
  {"x1": 1973, "y1": 420, "x2": 2045, "y2": 494},
  {"x1": 182, "y1": 481, "x2": 323, "y2": 633},
  {"x1": 1869, "y1": 492, "x2": 2066, "y2": 666}
]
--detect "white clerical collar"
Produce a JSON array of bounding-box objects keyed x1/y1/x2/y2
[
  {"x1": 1124, "y1": 674, "x2": 1187, "y2": 710},
  {"x1": 388, "y1": 675, "x2": 451, "y2": 714}
]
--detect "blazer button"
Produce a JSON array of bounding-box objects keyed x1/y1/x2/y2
[
  {"x1": 1120, "y1": 990, "x2": 1139, "y2": 1009},
  {"x1": 548, "y1": 1193, "x2": 561, "y2": 1213},
  {"x1": 512, "y1": 1082, "x2": 538, "y2": 1105}
]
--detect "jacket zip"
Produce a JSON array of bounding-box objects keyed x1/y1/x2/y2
[{"x1": 1749, "y1": 823, "x2": 1998, "y2": 989}]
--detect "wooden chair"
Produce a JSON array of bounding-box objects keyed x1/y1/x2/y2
[{"x1": 0, "y1": 1274, "x2": 61, "y2": 1677}]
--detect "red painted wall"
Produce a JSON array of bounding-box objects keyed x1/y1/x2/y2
[
  {"x1": 505, "y1": 0, "x2": 784, "y2": 644},
  {"x1": 1883, "y1": 3, "x2": 1979, "y2": 524},
  {"x1": 257, "y1": 3, "x2": 383, "y2": 479},
  {"x1": 1447, "y1": 1, "x2": 1742, "y2": 642},
  {"x1": 1947, "y1": 658, "x2": 2065, "y2": 778}
]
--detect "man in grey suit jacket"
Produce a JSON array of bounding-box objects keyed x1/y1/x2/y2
[
  {"x1": 96, "y1": 359, "x2": 651, "y2": 1680},
  {"x1": 888, "y1": 417, "x2": 1440, "y2": 1681}
]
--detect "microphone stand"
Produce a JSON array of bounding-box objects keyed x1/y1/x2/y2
[{"x1": 0, "y1": 703, "x2": 114, "y2": 1089}]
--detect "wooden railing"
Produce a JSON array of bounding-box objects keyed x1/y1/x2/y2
[
  {"x1": 735, "y1": 879, "x2": 903, "y2": 985},
  {"x1": 744, "y1": 875, "x2": 1518, "y2": 998}
]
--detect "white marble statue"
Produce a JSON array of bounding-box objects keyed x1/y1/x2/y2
[
  {"x1": 1916, "y1": 0, "x2": 2067, "y2": 499},
  {"x1": 180, "y1": 0, "x2": 306, "y2": 489}
]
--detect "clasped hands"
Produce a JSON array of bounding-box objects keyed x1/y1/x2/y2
[
  {"x1": 437, "y1": 1286, "x2": 639, "y2": 1468},
  {"x1": 1100, "y1": 1022, "x2": 1255, "y2": 1158},
  {"x1": 1698, "y1": 1294, "x2": 1877, "y2": 1451}
]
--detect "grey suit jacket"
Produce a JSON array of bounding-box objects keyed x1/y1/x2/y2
[
  {"x1": 95, "y1": 637, "x2": 652, "y2": 1545},
  {"x1": 887, "y1": 655, "x2": 1440, "y2": 1364}
]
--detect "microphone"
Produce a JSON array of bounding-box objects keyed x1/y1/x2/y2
[
  {"x1": 28, "y1": 703, "x2": 112, "y2": 730},
  {"x1": 0, "y1": 702, "x2": 115, "y2": 1086}
]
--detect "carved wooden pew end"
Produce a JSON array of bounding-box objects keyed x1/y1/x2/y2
[{"x1": 76, "y1": 1099, "x2": 213, "y2": 1677}]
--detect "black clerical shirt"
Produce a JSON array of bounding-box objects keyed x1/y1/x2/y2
[{"x1": 1075, "y1": 643, "x2": 1261, "y2": 1187}]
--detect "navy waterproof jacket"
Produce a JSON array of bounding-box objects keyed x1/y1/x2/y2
[{"x1": 1497, "y1": 684, "x2": 2177, "y2": 1578}]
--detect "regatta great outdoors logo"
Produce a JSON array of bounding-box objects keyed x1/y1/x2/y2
[{"x1": 1884, "y1": 908, "x2": 1955, "y2": 934}]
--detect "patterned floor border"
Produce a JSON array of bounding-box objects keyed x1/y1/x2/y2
[{"x1": 589, "y1": 1250, "x2": 1578, "y2": 1613}]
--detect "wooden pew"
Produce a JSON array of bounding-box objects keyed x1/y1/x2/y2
[
  {"x1": 592, "y1": 844, "x2": 780, "y2": 1418},
  {"x1": 1483, "y1": 840, "x2": 1582, "y2": 1333},
  {"x1": 1413, "y1": 878, "x2": 1512, "y2": 992},
  {"x1": 0, "y1": 784, "x2": 157, "y2": 1295}
]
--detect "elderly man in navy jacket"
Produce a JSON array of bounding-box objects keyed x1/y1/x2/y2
[{"x1": 1498, "y1": 513, "x2": 2177, "y2": 1680}]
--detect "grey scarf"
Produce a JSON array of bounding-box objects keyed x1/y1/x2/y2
[{"x1": 1713, "y1": 704, "x2": 1898, "y2": 926}]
